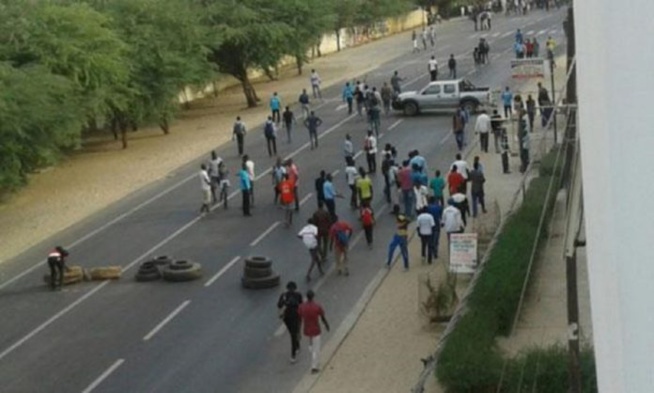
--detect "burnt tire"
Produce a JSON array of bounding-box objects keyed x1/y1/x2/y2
[
  {"x1": 151, "y1": 256, "x2": 173, "y2": 267},
  {"x1": 244, "y1": 256, "x2": 273, "y2": 269},
  {"x1": 162, "y1": 262, "x2": 202, "y2": 282},
  {"x1": 243, "y1": 266, "x2": 273, "y2": 279},
  {"x1": 241, "y1": 273, "x2": 281, "y2": 289},
  {"x1": 168, "y1": 260, "x2": 194, "y2": 271}
]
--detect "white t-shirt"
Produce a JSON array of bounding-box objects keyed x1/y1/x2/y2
[
  {"x1": 310, "y1": 72, "x2": 320, "y2": 86},
  {"x1": 442, "y1": 206, "x2": 464, "y2": 233},
  {"x1": 199, "y1": 170, "x2": 211, "y2": 191},
  {"x1": 453, "y1": 160, "x2": 469, "y2": 179},
  {"x1": 474, "y1": 113, "x2": 491, "y2": 134},
  {"x1": 209, "y1": 158, "x2": 222, "y2": 177},
  {"x1": 298, "y1": 224, "x2": 318, "y2": 249},
  {"x1": 364, "y1": 135, "x2": 378, "y2": 154},
  {"x1": 416, "y1": 212, "x2": 435, "y2": 236},
  {"x1": 345, "y1": 166, "x2": 359, "y2": 185},
  {"x1": 414, "y1": 185, "x2": 429, "y2": 210},
  {"x1": 246, "y1": 160, "x2": 255, "y2": 180},
  {"x1": 428, "y1": 59, "x2": 438, "y2": 71}
]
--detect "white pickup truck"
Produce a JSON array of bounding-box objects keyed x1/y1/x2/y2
[{"x1": 392, "y1": 79, "x2": 492, "y2": 116}]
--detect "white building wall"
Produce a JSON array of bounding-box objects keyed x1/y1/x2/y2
[{"x1": 575, "y1": 1, "x2": 654, "y2": 392}]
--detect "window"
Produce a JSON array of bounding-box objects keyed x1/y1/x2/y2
[
  {"x1": 422, "y1": 85, "x2": 441, "y2": 95},
  {"x1": 460, "y1": 80, "x2": 475, "y2": 92},
  {"x1": 443, "y1": 84, "x2": 456, "y2": 94}
]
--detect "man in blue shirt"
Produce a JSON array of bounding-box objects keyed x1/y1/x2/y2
[
  {"x1": 342, "y1": 82, "x2": 354, "y2": 115},
  {"x1": 270, "y1": 92, "x2": 282, "y2": 123},
  {"x1": 298, "y1": 89, "x2": 310, "y2": 118},
  {"x1": 426, "y1": 196, "x2": 443, "y2": 258},
  {"x1": 239, "y1": 164, "x2": 252, "y2": 216},
  {"x1": 501, "y1": 86, "x2": 513, "y2": 118},
  {"x1": 322, "y1": 174, "x2": 338, "y2": 219}
]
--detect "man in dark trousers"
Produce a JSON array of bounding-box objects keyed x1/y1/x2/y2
[
  {"x1": 314, "y1": 170, "x2": 327, "y2": 208},
  {"x1": 47, "y1": 246, "x2": 69, "y2": 290},
  {"x1": 277, "y1": 281, "x2": 303, "y2": 363},
  {"x1": 232, "y1": 116, "x2": 247, "y2": 156},
  {"x1": 448, "y1": 54, "x2": 457, "y2": 79}
]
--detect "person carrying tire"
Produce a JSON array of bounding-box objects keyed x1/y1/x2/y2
[
  {"x1": 298, "y1": 219, "x2": 324, "y2": 281},
  {"x1": 277, "y1": 281, "x2": 303, "y2": 363},
  {"x1": 47, "y1": 246, "x2": 69, "y2": 290}
]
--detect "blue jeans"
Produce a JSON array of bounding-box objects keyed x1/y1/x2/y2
[
  {"x1": 471, "y1": 192, "x2": 485, "y2": 217},
  {"x1": 432, "y1": 228, "x2": 440, "y2": 258},
  {"x1": 402, "y1": 189, "x2": 414, "y2": 218},
  {"x1": 387, "y1": 235, "x2": 409, "y2": 268},
  {"x1": 454, "y1": 130, "x2": 464, "y2": 150}
]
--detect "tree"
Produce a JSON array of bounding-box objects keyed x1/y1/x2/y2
[
  {"x1": 330, "y1": 0, "x2": 359, "y2": 51},
  {"x1": 199, "y1": 0, "x2": 294, "y2": 107}
]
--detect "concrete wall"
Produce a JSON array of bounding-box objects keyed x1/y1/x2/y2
[
  {"x1": 575, "y1": 1, "x2": 654, "y2": 392},
  {"x1": 179, "y1": 9, "x2": 425, "y2": 103}
]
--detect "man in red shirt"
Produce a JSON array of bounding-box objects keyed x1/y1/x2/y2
[
  {"x1": 279, "y1": 174, "x2": 296, "y2": 226},
  {"x1": 297, "y1": 290, "x2": 330, "y2": 373},
  {"x1": 329, "y1": 217, "x2": 354, "y2": 276},
  {"x1": 447, "y1": 164, "x2": 466, "y2": 196}
]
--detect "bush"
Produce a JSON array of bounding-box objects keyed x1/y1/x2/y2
[{"x1": 435, "y1": 149, "x2": 592, "y2": 392}]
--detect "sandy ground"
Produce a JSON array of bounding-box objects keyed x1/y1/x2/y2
[{"x1": 0, "y1": 29, "x2": 417, "y2": 265}]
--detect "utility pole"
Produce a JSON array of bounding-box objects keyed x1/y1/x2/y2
[{"x1": 549, "y1": 53, "x2": 558, "y2": 144}]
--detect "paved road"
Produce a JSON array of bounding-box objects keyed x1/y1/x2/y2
[{"x1": 0, "y1": 10, "x2": 567, "y2": 393}]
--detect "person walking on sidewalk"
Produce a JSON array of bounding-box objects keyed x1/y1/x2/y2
[
  {"x1": 243, "y1": 155, "x2": 255, "y2": 206},
  {"x1": 298, "y1": 219, "x2": 324, "y2": 280},
  {"x1": 283, "y1": 106, "x2": 296, "y2": 144},
  {"x1": 447, "y1": 165, "x2": 466, "y2": 196},
  {"x1": 263, "y1": 116, "x2": 278, "y2": 157},
  {"x1": 279, "y1": 174, "x2": 296, "y2": 226},
  {"x1": 500, "y1": 127, "x2": 511, "y2": 174},
  {"x1": 381, "y1": 82, "x2": 392, "y2": 115},
  {"x1": 414, "y1": 180, "x2": 429, "y2": 212},
  {"x1": 442, "y1": 199, "x2": 464, "y2": 242},
  {"x1": 426, "y1": 196, "x2": 443, "y2": 259},
  {"x1": 342, "y1": 82, "x2": 354, "y2": 115},
  {"x1": 312, "y1": 202, "x2": 332, "y2": 260},
  {"x1": 490, "y1": 109, "x2": 504, "y2": 153},
  {"x1": 469, "y1": 162, "x2": 487, "y2": 217},
  {"x1": 232, "y1": 116, "x2": 247, "y2": 156},
  {"x1": 297, "y1": 290, "x2": 330, "y2": 374},
  {"x1": 364, "y1": 131, "x2": 377, "y2": 174},
  {"x1": 238, "y1": 163, "x2": 252, "y2": 216},
  {"x1": 474, "y1": 109, "x2": 491, "y2": 153},
  {"x1": 428, "y1": 55, "x2": 439, "y2": 81},
  {"x1": 299, "y1": 89, "x2": 310, "y2": 118},
  {"x1": 501, "y1": 86, "x2": 513, "y2": 118},
  {"x1": 398, "y1": 160, "x2": 414, "y2": 219},
  {"x1": 277, "y1": 281, "x2": 303, "y2": 363},
  {"x1": 345, "y1": 157, "x2": 359, "y2": 209},
  {"x1": 429, "y1": 170, "x2": 445, "y2": 207},
  {"x1": 199, "y1": 164, "x2": 212, "y2": 214},
  {"x1": 417, "y1": 207, "x2": 436, "y2": 264},
  {"x1": 343, "y1": 134, "x2": 354, "y2": 164},
  {"x1": 310, "y1": 69, "x2": 322, "y2": 99},
  {"x1": 329, "y1": 217, "x2": 353, "y2": 276},
  {"x1": 270, "y1": 92, "x2": 282, "y2": 123},
  {"x1": 360, "y1": 204, "x2": 375, "y2": 249},
  {"x1": 304, "y1": 111, "x2": 323, "y2": 150},
  {"x1": 386, "y1": 214, "x2": 410, "y2": 271},
  {"x1": 356, "y1": 167, "x2": 373, "y2": 208},
  {"x1": 448, "y1": 54, "x2": 457, "y2": 79},
  {"x1": 526, "y1": 94, "x2": 536, "y2": 132}
]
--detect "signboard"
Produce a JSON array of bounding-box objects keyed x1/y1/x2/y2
[
  {"x1": 449, "y1": 233, "x2": 478, "y2": 274},
  {"x1": 510, "y1": 58, "x2": 545, "y2": 78}
]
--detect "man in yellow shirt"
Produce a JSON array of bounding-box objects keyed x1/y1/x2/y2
[{"x1": 355, "y1": 167, "x2": 374, "y2": 208}]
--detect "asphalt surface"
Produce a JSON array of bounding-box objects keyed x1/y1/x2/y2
[{"x1": 0, "y1": 9, "x2": 567, "y2": 393}]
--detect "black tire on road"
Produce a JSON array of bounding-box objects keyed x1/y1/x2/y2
[
  {"x1": 241, "y1": 274, "x2": 281, "y2": 289},
  {"x1": 244, "y1": 256, "x2": 273, "y2": 269},
  {"x1": 162, "y1": 262, "x2": 203, "y2": 282},
  {"x1": 243, "y1": 266, "x2": 273, "y2": 279},
  {"x1": 168, "y1": 260, "x2": 194, "y2": 271},
  {"x1": 151, "y1": 256, "x2": 173, "y2": 267},
  {"x1": 135, "y1": 269, "x2": 162, "y2": 282},
  {"x1": 403, "y1": 101, "x2": 419, "y2": 116}
]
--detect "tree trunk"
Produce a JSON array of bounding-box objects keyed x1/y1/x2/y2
[
  {"x1": 212, "y1": 80, "x2": 219, "y2": 98},
  {"x1": 336, "y1": 29, "x2": 341, "y2": 51},
  {"x1": 316, "y1": 39, "x2": 322, "y2": 57},
  {"x1": 238, "y1": 72, "x2": 258, "y2": 108},
  {"x1": 110, "y1": 117, "x2": 118, "y2": 140},
  {"x1": 295, "y1": 55, "x2": 303, "y2": 75},
  {"x1": 120, "y1": 124, "x2": 128, "y2": 149},
  {"x1": 160, "y1": 117, "x2": 170, "y2": 134}
]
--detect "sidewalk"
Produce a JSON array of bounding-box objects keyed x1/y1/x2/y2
[
  {"x1": 305, "y1": 56, "x2": 571, "y2": 393},
  {"x1": 0, "y1": 27, "x2": 422, "y2": 264}
]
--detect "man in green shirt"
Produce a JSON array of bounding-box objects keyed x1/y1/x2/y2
[{"x1": 429, "y1": 170, "x2": 445, "y2": 206}]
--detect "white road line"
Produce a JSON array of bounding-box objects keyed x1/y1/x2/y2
[
  {"x1": 81, "y1": 359, "x2": 125, "y2": 393},
  {"x1": 274, "y1": 204, "x2": 387, "y2": 338},
  {"x1": 332, "y1": 169, "x2": 341, "y2": 177},
  {"x1": 464, "y1": 70, "x2": 475, "y2": 77},
  {"x1": 353, "y1": 150, "x2": 364, "y2": 160},
  {"x1": 467, "y1": 34, "x2": 477, "y2": 40},
  {"x1": 537, "y1": 29, "x2": 547, "y2": 35},
  {"x1": 143, "y1": 300, "x2": 191, "y2": 341},
  {"x1": 526, "y1": 30, "x2": 535, "y2": 35},
  {"x1": 204, "y1": 256, "x2": 241, "y2": 287},
  {"x1": 250, "y1": 221, "x2": 281, "y2": 247},
  {"x1": 501, "y1": 31, "x2": 513, "y2": 38},
  {"x1": 491, "y1": 32, "x2": 500, "y2": 38},
  {"x1": 378, "y1": 133, "x2": 385, "y2": 140},
  {"x1": 335, "y1": 104, "x2": 347, "y2": 111},
  {"x1": 439, "y1": 133, "x2": 451, "y2": 146},
  {"x1": 299, "y1": 193, "x2": 313, "y2": 207},
  {"x1": 387, "y1": 119, "x2": 403, "y2": 131}
]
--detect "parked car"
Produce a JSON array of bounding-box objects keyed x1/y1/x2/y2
[{"x1": 392, "y1": 79, "x2": 492, "y2": 116}]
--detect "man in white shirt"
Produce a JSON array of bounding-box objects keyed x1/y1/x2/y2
[
  {"x1": 298, "y1": 219, "x2": 324, "y2": 281},
  {"x1": 199, "y1": 164, "x2": 212, "y2": 214},
  {"x1": 428, "y1": 56, "x2": 439, "y2": 81},
  {"x1": 416, "y1": 208, "x2": 436, "y2": 264},
  {"x1": 364, "y1": 131, "x2": 377, "y2": 174},
  {"x1": 452, "y1": 153, "x2": 469, "y2": 180},
  {"x1": 442, "y1": 199, "x2": 464, "y2": 241},
  {"x1": 345, "y1": 157, "x2": 359, "y2": 208},
  {"x1": 310, "y1": 69, "x2": 322, "y2": 100},
  {"x1": 343, "y1": 134, "x2": 354, "y2": 164},
  {"x1": 474, "y1": 110, "x2": 491, "y2": 153},
  {"x1": 414, "y1": 182, "x2": 429, "y2": 212}
]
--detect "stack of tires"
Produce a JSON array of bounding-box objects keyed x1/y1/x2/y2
[
  {"x1": 134, "y1": 256, "x2": 203, "y2": 283},
  {"x1": 242, "y1": 256, "x2": 280, "y2": 289}
]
